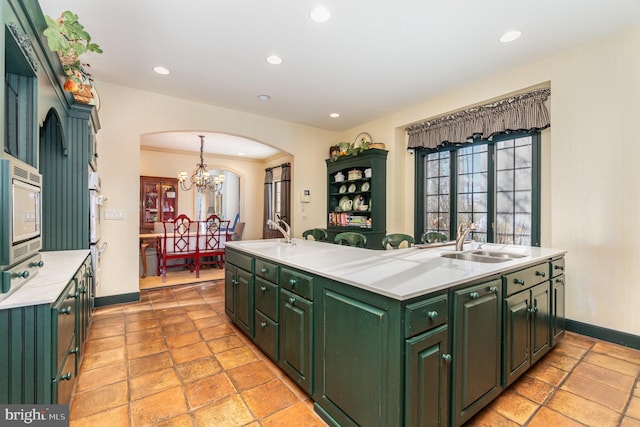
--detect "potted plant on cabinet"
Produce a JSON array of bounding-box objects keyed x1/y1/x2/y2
[{"x1": 43, "y1": 10, "x2": 103, "y2": 103}]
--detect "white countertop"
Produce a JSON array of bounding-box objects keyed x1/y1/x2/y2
[
  {"x1": 0, "y1": 250, "x2": 90, "y2": 310},
  {"x1": 226, "y1": 239, "x2": 566, "y2": 301}
]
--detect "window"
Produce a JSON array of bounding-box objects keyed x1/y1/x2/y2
[{"x1": 416, "y1": 132, "x2": 540, "y2": 246}]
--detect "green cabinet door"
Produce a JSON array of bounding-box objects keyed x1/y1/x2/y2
[
  {"x1": 552, "y1": 275, "x2": 565, "y2": 346},
  {"x1": 452, "y1": 279, "x2": 502, "y2": 426},
  {"x1": 224, "y1": 264, "x2": 254, "y2": 337},
  {"x1": 315, "y1": 285, "x2": 401, "y2": 427},
  {"x1": 279, "y1": 288, "x2": 313, "y2": 393},
  {"x1": 531, "y1": 282, "x2": 551, "y2": 364},
  {"x1": 504, "y1": 281, "x2": 551, "y2": 386},
  {"x1": 405, "y1": 325, "x2": 450, "y2": 427}
]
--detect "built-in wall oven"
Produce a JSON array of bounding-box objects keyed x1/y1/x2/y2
[{"x1": 89, "y1": 171, "x2": 106, "y2": 294}]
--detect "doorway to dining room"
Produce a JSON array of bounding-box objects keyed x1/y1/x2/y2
[{"x1": 139, "y1": 130, "x2": 287, "y2": 289}]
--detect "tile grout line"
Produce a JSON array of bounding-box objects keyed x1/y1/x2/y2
[{"x1": 519, "y1": 336, "x2": 595, "y2": 426}]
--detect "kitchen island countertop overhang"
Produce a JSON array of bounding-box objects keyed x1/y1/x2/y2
[{"x1": 225, "y1": 239, "x2": 566, "y2": 300}]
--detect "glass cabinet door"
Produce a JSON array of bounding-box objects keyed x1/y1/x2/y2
[
  {"x1": 142, "y1": 182, "x2": 159, "y2": 227},
  {"x1": 140, "y1": 176, "x2": 179, "y2": 232},
  {"x1": 161, "y1": 184, "x2": 177, "y2": 222}
]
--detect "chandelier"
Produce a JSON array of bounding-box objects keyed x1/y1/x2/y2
[{"x1": 177, "y1": 135, "x2": 225, "y2": 192}]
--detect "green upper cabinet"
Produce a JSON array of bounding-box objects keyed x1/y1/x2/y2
[
  {"x1": 4, "y1": 22, "x2": 38, "y2": 166},
  {"x1": 326, "y1": 149, "x2": 388, "y2": 249}
]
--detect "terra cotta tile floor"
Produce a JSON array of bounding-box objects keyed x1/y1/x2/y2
[{"x1": 69, "y1": 280, "x2": 640, "y2": 426}]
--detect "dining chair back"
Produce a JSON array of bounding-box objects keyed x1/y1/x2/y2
[
  {"x1": 161, "y1": 214, "x2": 197, "y2": 281},
  {"x1": 198, "y1": 214, "x2": 230, "y2": 274},
  {"x1": 302, "y1": 228, "x2": 329, "y2": 242},
  {"x1": 421, "y1": 231, "x2": 448, "y2": 244},
  {"x1": 334, "y1": 232, "x2": 367, "y2": 248},
  {"x1": 382, "y1": 233, "x2": 415, "y2": 249}
]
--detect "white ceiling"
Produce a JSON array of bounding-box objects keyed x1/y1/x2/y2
[{"x1": 38, "y1": 0, "x2": 640, "y2": 158}]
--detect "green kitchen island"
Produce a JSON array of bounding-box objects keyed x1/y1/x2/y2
[{"x1": 224, "y1": 238, "x2": 566, "y2": 427}]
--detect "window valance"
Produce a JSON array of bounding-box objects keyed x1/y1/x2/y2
[{"x1": 406, "y1": 88, "x2": 550, "y2": 149}]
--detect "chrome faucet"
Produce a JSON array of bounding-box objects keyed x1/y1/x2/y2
[
  {"x1": 455, "y1": 222, "x2": 477, "y2": 251},
  {"x1": 267, "y1": 216, "x2": 292, "y2": 244}
]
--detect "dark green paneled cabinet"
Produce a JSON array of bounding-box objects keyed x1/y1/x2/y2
[
  {"x1": 503, "y1": 262, "x2": 551, "y2": 387},
  {"x1": 326, "y1": 149, "x2": 388, "y2": 249},
  {"x1": 279, "y1": 267, "x2": 314, "y2": 394},
  {"x1": 254, "y1": 258, "x2": 280, "y2": 361},
  {"x1": 0, "y1": 255, "x2": 92, "y2": 404},
  {"x1": 452, "y1": 280, "x2": 502, "y2": 426},
  {"x1": 314, "y1": 280, "x2": 402, "y2": 427},
  {"x1": 551, "y1": 258, "x2": 566, "y2": 346},
  {"x1": 225, "y1": 251, "x2": 254, "y2": 338},
  {"x1": 405, "y1": 292, "x2": 450, "y2": 427}
]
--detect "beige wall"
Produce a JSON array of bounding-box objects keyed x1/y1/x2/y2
[
  {"x1": 338, "y1": 27, "x2": 640, "y2": 336},
  {"x1": 96, "y1": 85, "x2": 335, "y2": 299},
  {"x1": 97, "y1": 25, "x2": 640, "y2": 336}
]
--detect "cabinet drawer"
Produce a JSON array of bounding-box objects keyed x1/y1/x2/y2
[
  {"x1": 226, "y1": 250, "x2": 253, "y2": 273},
  {"x1": 255, "y1": 277, "x2": 279, "y2": 320},
  {"x1": 405, "y1": 294, "x2": 448, "y2": 338},
  {"x1": 280, "y1": 268, "x2": 314, "y2": 300},
  {"x1": 52, "y1": 343, "x2": 77, "y2": 405},
  {"x1": 254, "y1": 310, "x2": 279, "y2": 361},
  {"x1": 504, "y1": 262, "x2": 549, "y2": 296},
  {"x1": 255, "y1": 258, "x2": 279, "y2": 283},
  {"x1": 551, "y1": 258, "x2": 565, "y2": 278},
  {"x1": 52, "y1": 282, "x2": 77, "y2": 366}
]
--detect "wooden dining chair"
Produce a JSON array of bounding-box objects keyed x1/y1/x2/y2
[
  {"x1": 161, "y1": 214, "x2": 197, "y2": 282},
  {"x1": 382, "y1": 233, "x2": 415, "y2": 249},
  {"x1": 334, "y1": 232, "x2": 367, "y2": 248},
  {"x1": 197, "y1": 214, "x2": 229, "y2": 275},
  {"x1": 302, "y1": 228, "x2": 329, "y2": 242}
]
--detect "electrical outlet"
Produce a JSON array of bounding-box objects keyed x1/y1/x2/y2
[{"x1": 104, "y1": 210, "x2": 125, "y2": 220}]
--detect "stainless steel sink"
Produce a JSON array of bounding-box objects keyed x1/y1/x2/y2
[
  {"x1": 469, "y1": 250, "x2": 526, "y2": 259},
  {"x1": 440, "y1": 252, "x2": 511, "y2": 263}
]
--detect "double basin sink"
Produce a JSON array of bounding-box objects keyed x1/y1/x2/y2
[{"x1": 441, "y1": 249, "x2": 526, "y2": 263}]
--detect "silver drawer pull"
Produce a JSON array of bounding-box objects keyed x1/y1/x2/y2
[
  {"x1": 260, "y1": 322, "x2": 267, "y2": 328},
  {"x1": 535, "y1": 271, "x2": 546, "y2": 278},
  {"x1": 554, "y1": 265, "x2": 565, "y2": 271},
  {"x1": 469, "y1": 292, "x2": 479, "y2": 300},
  {"x1": 441, "y1": 354, "x2": 452, "y2": 363},
  {"x1": 427, "y1": 310, "x2": 438, "y2": 320},
  {"x1": 289, "y1": 278, "x2": 297, "y2": 287},
  {"x1": 260, "y1": 286, "x2": 267, "y2": 293},
  {"x1": 261, "y1": 267, "x2": 268, "y2": 273},
  {"x1": 69, "y1": 347, "x2": 79, "y2": 354},
  {"x1": 288, "y1": 297, "x2": 296, "y2": 304},
  {"x1": 514, "y1": 279, "x2": 525, "y2": 285},
  {"x1": 59, "y1": 307, "x2": 72, "y2": 315},
  {"x1": 489, "y1": 286, "x2": 498, "y2": 293},
  {"x1": 60, "y1": 372, "x2": 72, "y2": 381}
]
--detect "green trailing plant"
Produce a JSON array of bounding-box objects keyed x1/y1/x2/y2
[{"x1": 43, "y1": 11, "x2": 103, "y2": 89}]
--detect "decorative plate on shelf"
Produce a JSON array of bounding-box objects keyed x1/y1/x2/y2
[
  {"x1": 348, "y1": 183, "x2": 357, "y2": 193},
  {"x1": 353, "y1": 195, "x2": 365, "y2": 211},
  {"x1": 339, "y1": 196, "x2": 350, "y2": 210},
  {"x1": 361, "y1": 182, "x2": 370, "y2": 192},
  {"x1": 339, "y1": 184, "x2": 347, "y2": 194}
]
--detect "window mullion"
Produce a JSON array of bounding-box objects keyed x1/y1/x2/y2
[
  {"x1": 487, "y1": 144, "x2": 496, "y2": 243},
  {"x1": 450, "y1": 149, "x2": 458, "y2": 241}
]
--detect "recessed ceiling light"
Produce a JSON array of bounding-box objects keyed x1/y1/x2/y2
[
  {"x1": 499, "y1": 30, "x2": 522, "y2": 43},
  {"x1": 266, "y1": 55, "x2": 283, "y2": 65},
  {"x1": 329, "y1": 113, "x2": 340, "y2": 118},
  {"x1": 238, "y1": 152, "x2": 245, "y2": 156},
  {"x1": 257, "y1": 94, "x2": 271, "y2": 101},
  {"x1": 310, "y1": 6, "x2": 330, "y2": 23},
  {"x1": 153, "y1": 66, "x2": 170, "y2": 75}
]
